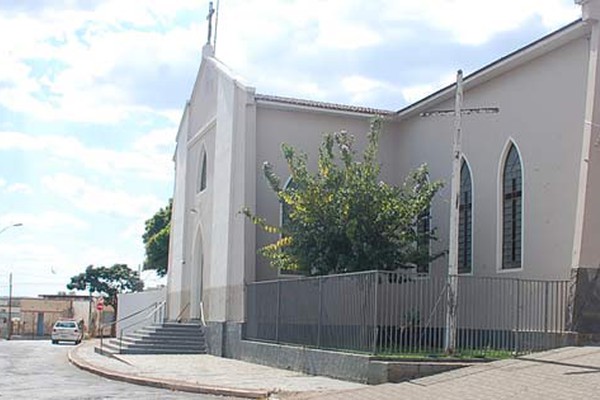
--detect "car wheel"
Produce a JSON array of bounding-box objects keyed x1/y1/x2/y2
[
  {"x1": 52, "y1": 340, "x2": 58, "y2": 344},
  {"x1": 75, "y1": 340, "x2": 81, "y2": 345}
]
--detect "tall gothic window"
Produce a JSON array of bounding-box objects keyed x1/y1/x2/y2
[
  {"x1": 458, "y1": 160, "x2": 472, "y2": 274},
  {"x1": 280, "y1": 178, "x2": 300, "y2": 275},
  {"x1": 280, "y1": 177, "x2": 295, "y2": 231},
  {"x1": 502, "y1": 144, "x2": 522, "y2": 270},
  {"x1": 416, "y1": 208, "x2": 431, "y2": 274},
  {"x1": 198, "y1": 150, "x2": 207, "y2": 193}
]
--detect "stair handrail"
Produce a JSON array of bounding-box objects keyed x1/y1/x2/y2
[
  {"x1": 117, "y1": 300, "x2": 167, "y2": 353},
  {"x1": 199, "y1": 301, "x2": 207, "y2": 327},
  {"x1": 99, "y1": 300, "x2": 165, "y2": 352},
  {"x1": 176, "y1": 302, "x2": 190, "y2": 322}
]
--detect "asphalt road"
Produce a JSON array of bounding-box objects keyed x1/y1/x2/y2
[{"x1": 0, "y1": 340, "x2": 233, "y2": 400}]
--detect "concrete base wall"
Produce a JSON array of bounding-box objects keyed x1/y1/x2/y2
[
  {"x1": 204, "y1": 321, "x2": 471, "y2": 384},
  {"x1": 205, "y1": 321, "x2": 224, "y2": 356},
  {"x1": 570, "y1": 267, "x2": 600, "y2": 334}
]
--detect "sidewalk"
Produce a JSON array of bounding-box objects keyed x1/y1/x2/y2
[
  {"x1": 68, "y1": 340, "x2": 364, "y2": 399},
  {"x1": 301, "y1": 346, "x2": 600, "y2": 400},
  {"x1": 70, "y1": 342, "x2": 600, "y2": 399}
]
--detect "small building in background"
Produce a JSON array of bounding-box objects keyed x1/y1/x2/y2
[{"x1": 0, "y1": 294, "x2": 95, "y2": 339}]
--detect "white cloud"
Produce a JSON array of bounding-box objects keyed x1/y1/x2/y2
[
  {"x1": 133, "y1": 128, "x2": 176, "y2": 154},
  {"x1": 42, "y1": 173, "x2": 163, "y2": 219},
  {"x1": 0, "y1": 131, "x2": 173, "y2": 182},
  {"x1": 316, "y1": 21, "x2": 381, "y2": 50},
  {"x1": 0, "y1": 242, "x2": 68, "y2": 267},
  {"x1": 380, "y1": 0, "x2": 579, "y2": 46},
  {"x1": 211, "y1": 0, "x2": 580, "y2": 107},
  {"x1": 402, "y1": 84, "x2": 438, "y2": 105},
  {"x1": 0, "y1": 2, "x2": 202, "y2": 123},
  {"x1": 401, "y1": 72, "x2": 456, "y2": 104},
  {"x1": 0, "y1": 178, "x2": 5, "y2": 188},
  {"x1": 0, "y1": 0, "x2": 581, "y2": 125},
  {"x1": 121, "y1": 219, "x2": 146, "y2": 241},
  {"x1": 341, "y1": 75, "x2": 389, "y2": 103},
  {"x1": 0, "y1": 211, "x2": 88, "y2": 231},
  {"x1": 6, "y1": 183, "x2": 33, "y2": 195}
]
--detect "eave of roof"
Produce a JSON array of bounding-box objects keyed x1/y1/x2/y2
[
  {"x1": 394, "y1": 19, "x2": 588, "y2": 120},
  {"x1": 255, "y1": 93, "x2": 393, "y2": 117}
]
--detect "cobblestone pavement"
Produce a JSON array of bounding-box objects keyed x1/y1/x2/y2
[
  {"x1": 298, "y1": 346, "x2": 600, "y2": 400},
  {"x1": 68, "y1": 340, "x2": 600, "y2": 399},
  {"x1": 73, "y1": 340, "x2": 364, "y2": 398}
]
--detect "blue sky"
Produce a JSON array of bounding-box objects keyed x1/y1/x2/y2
[{"x1": 0, "y1": 0, "x2": 580, "y2": 297}]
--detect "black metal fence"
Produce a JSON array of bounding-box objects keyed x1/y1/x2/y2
[{"x1": 244, "y1": 270, "x2": 571, "y2": 356}]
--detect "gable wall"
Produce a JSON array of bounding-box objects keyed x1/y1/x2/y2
[
  {"x1": 390, "y1": 35, "x2": 589, "y2": 280},
  {"x1": 254, "y1": 106, "x2": 376, "y2": 280}
]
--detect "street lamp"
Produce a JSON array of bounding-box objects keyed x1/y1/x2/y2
[{"x1": 1, "y1": 223, "x2": 22, "y2": 340}]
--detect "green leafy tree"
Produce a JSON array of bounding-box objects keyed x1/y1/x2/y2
[
  {"x1": 142, "y1": 199, "x2": 172, "y2": 277},
  {"x1": 67, "y1": 264, "x2": 144, "y2": 310},
  {"x1": 243, "y1": 119, "x2": 444, "y2": 275}
]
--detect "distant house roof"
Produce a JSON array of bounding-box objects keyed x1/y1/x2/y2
[
  {"x1": 40, "y1": 294, "x2": 91, "y2": 300},
  {"x1": 255, "y1": 93, "x2": 393, "y2": 116}
]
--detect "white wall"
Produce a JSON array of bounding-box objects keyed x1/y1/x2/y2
[
  {"x1": 167, "y1": 104, "x2": 189, "y2": 320},
  {"x1": 117, "y1": 288, "x2": 167, "y2": 335},
  {"x1": 390, "y1": 34, "x2": 588, "y2": 280},
  {"x1": 254, "y1": 105, "x2": 376, "y2": 281}
]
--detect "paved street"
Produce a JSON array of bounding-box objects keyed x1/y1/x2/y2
[
  {"x1": 6, "y1": 339, "x2": 600, "y2": 400},
  {"x1": 0, "y1": 340, "x2": 233, "y2": 400}
]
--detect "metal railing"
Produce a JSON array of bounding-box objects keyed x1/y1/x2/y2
[
  {"x1": 99, "y1": 300, "x2": 166, "y2": 353},
  {"x1": 245, "y1": 270, "x2": 571, "y2": 356},
  {"x1": 116, "y1": 301, "x2": 166, "y2": 353},
  {"x1": 176, "y1": 302, "x2": 190, "y2": 322},
  {"x1": 199, "y1": 301, "x2": 207, "y2": 327}
]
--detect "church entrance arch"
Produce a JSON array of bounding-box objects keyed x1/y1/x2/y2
[{"x1": 189, "y1": 225, "x2": 204, "y2": 320}]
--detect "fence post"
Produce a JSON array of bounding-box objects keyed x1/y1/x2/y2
[
  {"x1": 544, "y1": 282, "x2": 549, "y2": 333},
  {"x1": 372, "y1": 272, "x2": 379, "y2": 355},
  {"x1": 276, "y1": 280, "x2": 281, "y2": 343},
  {"x1": 317, "y1": 276, "x2": 323, "y2": 348},
  {"x1": 515, "y1": 280, "x2": 521, "y2": 354}
]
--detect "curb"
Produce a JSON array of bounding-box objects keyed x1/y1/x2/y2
[{"x1": 68, "y1": 345, "x2": 272, "y2": 399}]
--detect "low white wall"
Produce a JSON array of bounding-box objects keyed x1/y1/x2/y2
[{"x1": 117, "y1": 287, "x2": 167, "y2": 335}]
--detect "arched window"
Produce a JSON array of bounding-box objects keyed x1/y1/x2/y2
[
  {"x1": 502, "y1": 144, "x2": 522, "y2": 270},
  {"x1": 280, "y1": 177, "x2": 295, "y2": 231},
  {"x1": 197, "y1": 149, "x2": 207, "y2": 193},
  {"x1": 416, "y1": 208, "x2": 431, "y2": 274},
  {"x1": 458, "y1": 159, "x2": 472, "y2": 274},
  {"x1": 279, "y1": 177, "x2": 300, "y2": 275}
]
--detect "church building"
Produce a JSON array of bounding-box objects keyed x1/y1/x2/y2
[{"x1": 166, "y1": 0, "x2": 600, "y2": 356}]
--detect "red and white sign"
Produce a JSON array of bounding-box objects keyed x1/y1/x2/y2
[{"x1": 96, "y1": 297, "x2": 104, "y2": 311}]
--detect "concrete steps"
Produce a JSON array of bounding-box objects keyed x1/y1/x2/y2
[{"x1": 95, "y1": 322, "x2": 207, "y2": 355}]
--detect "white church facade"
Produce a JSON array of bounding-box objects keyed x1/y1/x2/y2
[{"x1": 166, "y1": 0, "x2": 600, "y2": 356}]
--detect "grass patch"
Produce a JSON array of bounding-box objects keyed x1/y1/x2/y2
[{"x1": 373, "y1": 349, "x2": 516, "y2": 361}]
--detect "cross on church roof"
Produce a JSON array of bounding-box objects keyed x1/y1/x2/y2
[{"x1": 206, "y1": 1, "x2": 215, "y2": 45}]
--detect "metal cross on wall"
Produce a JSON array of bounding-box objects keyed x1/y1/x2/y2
[{"x1": 420, "y1": 70, "x2": 500, "y2": 354}]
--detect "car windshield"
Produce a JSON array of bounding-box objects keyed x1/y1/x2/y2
[{"x1": 55, "y1": 321, "x2": 77, "y2": 328}]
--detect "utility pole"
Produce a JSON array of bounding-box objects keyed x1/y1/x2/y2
[
  {"x1": 87, "y1": 290, "x2": 92, "y2": 337},
  {"x1": 421, "y1": 70, "x2": 499, "y2": 354},
  {"x1": 0, "y1": 223, "x2": 22, "y2": 340},
  {"x1": 7, "y1": 273, "x2": 12, "y2": 340},
  {"x1": 445, "y1": 70, "x2": 464, "y2": 355}
]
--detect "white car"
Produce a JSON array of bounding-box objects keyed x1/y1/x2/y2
[{"x1": 51, "y1": 320, "x2": 83, "y2": 345}]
